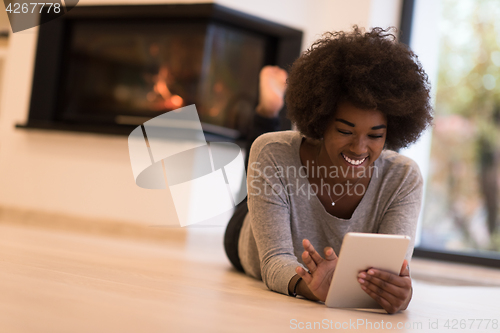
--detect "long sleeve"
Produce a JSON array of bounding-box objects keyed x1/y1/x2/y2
[
  {"x1": 376, "y1": 158, "x2": 423, "y2": 262},
  {"x1": 246, "y1": 137, "x2": 304, "y2": 295},
  {"x1": 238, "y1": 133, "x2": 423, "y2": 296}
]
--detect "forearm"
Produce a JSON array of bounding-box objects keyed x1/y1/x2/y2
[{"x1": 288, "y1": 274, "x2": 320, "y2": 301}]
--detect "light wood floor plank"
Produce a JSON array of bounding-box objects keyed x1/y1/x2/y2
[{"x1": 1, "y1": 223, "x2": 500, "y2": 333}]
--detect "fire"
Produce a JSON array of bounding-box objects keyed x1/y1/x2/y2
[{"x1": 151, "y1": 65, "x2": 184, "y2": 110}]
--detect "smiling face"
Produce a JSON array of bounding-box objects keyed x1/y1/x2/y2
[{"x1": 321, "y1": 101, "x2": 387, "y2": 179}]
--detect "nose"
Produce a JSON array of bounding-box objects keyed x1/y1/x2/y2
[{"x1": 350, "y1": 136, "x2": 368, "y2": 156}]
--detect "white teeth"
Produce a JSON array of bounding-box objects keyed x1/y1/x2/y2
[{"x1": 342, "y1": 153, "x2": 366, "y2": 166}]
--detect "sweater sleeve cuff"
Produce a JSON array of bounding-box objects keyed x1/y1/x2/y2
[{"x1": 280, "y1": 262, "x2": 305, "y2": 296}]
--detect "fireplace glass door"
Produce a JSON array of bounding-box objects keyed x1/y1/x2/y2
[{"x1": 58, "y1": 20, "x2": 266, "y2": 138}]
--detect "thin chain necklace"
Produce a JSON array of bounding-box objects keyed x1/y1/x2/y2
[{"x1": 315, "y1": 147, "x2": 364, "y2": 207}]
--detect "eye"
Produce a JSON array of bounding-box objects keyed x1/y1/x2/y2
[
  {"x1": 338, "y1": 130, "x2": 351, "y2": 135},
  {"x1": 368, "y1": 134, "x2": 384, "y2": 139}
]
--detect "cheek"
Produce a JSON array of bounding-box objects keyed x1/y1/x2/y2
[
  {"x1": 370, "y1": 140, "x2": 385, "y2": 156},
  {"x1": 326, "y1": 137, "x2": 346, "y2": 154}
]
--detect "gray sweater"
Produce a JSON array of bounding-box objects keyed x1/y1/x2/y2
[{"x1": 238, "y1": 131, "x2": 423, "y2": 296}]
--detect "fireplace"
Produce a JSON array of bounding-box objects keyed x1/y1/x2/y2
[{"x1": 18, "y1": 3, "x2": 302, "y2": 141}]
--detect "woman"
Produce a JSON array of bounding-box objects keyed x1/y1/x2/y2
[{"x1": 224, "y1": 26, "x2": 433, "y2": 314}]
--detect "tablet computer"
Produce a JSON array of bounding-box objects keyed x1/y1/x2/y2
[{"x1": 325, "y1": 232, "x2": 410, "y2": 309}]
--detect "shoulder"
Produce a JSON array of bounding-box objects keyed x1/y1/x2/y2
[
  {"x1": 251, "y1": 130, "x2": 299, "y2": 150},
  {"x1": 249, "y1": 131, "x2": 300, "y2": 161},
  {"x1": 378, "y1": 150, "x2": 420, "y2": 170},
  {"x1": 376, "y1": 150, "x2": 423, "y2": 188}
]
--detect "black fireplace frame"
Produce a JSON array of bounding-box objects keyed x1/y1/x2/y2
[{"x1": 17, "y1": 3, "x2": 303, "y2": 141}]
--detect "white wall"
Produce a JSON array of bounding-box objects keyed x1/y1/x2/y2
[
  {"x1": 369, "y1": 0, "x2": 402, "y2": 31},
  {"x1": 0, "y1": 0, "x2": 398, "y2": 226}
]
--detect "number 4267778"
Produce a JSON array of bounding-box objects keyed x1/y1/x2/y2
[{"x1": 6, "y1": 2, "x2": 62, "y2": 14}]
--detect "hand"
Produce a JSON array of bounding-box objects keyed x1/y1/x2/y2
[
  {"x1": 256, "y1": 65, "x2": 287, "y2": 118},
  {"x1": 358, "y1": 260, "x2": 412, "y2": 314},
  {"x1": 295, "y1": 239, "x2": 338, "y2": 302}
]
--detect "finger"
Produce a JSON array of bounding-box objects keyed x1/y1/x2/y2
[
  {"x1": 400, "y1": 260, "x2": 410, "y2": 276},
  {"x1": 360, "y1": 284, "x2": 399, "y2": 314},
  {"x1": 296, "y1": 266, "x2": 312, "y2": 285},
  {"x1": 359, "y1": 273, "x2": 406, "y2": 300},
  {"x1": 302, "y1": 239, "x2": 324, "y2": 265},
  {"x1": 323, "y1": 247, "x2": 338, "y2": 261},
  {"x1": 364, "y1": 268, "x2": 409, "y2": 288},
  {"x1": 302, "y1": 251, "x2": 317, "y2": 273}
]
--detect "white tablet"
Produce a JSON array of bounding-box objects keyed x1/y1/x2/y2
[{"x1": 325, "y1": 232, "x2": 410, "y2": 309}]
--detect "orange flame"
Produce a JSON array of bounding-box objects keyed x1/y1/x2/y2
[{"x1": 152, "y1": 65, "x2": 183, "y2": 110}]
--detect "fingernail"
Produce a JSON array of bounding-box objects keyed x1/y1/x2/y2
[
  {"x1": 368, "y1": 270, "x2": 375, "y2": 275},
  {"x1": 358, "y1": 278, "x2": 365, "y2": 283},
  {"x1": 361, "y1": 286, "x2": 366, "y2": 290},
  {"x1": 358, "y1": 273, "x2": 366, "y2": 279}
]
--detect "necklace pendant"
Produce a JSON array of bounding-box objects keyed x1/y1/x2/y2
[{"x1": 331, "y1": 202, "x2": 335, "y2": 206}]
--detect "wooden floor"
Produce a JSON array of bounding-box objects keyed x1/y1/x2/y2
[{"x1": 1, "y1": 222, "x2": 500, "y2": 333}]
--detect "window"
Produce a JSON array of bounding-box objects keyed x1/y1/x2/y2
[{"x1": 402, "y1": 0, "x2": 500, "y2": 266}]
